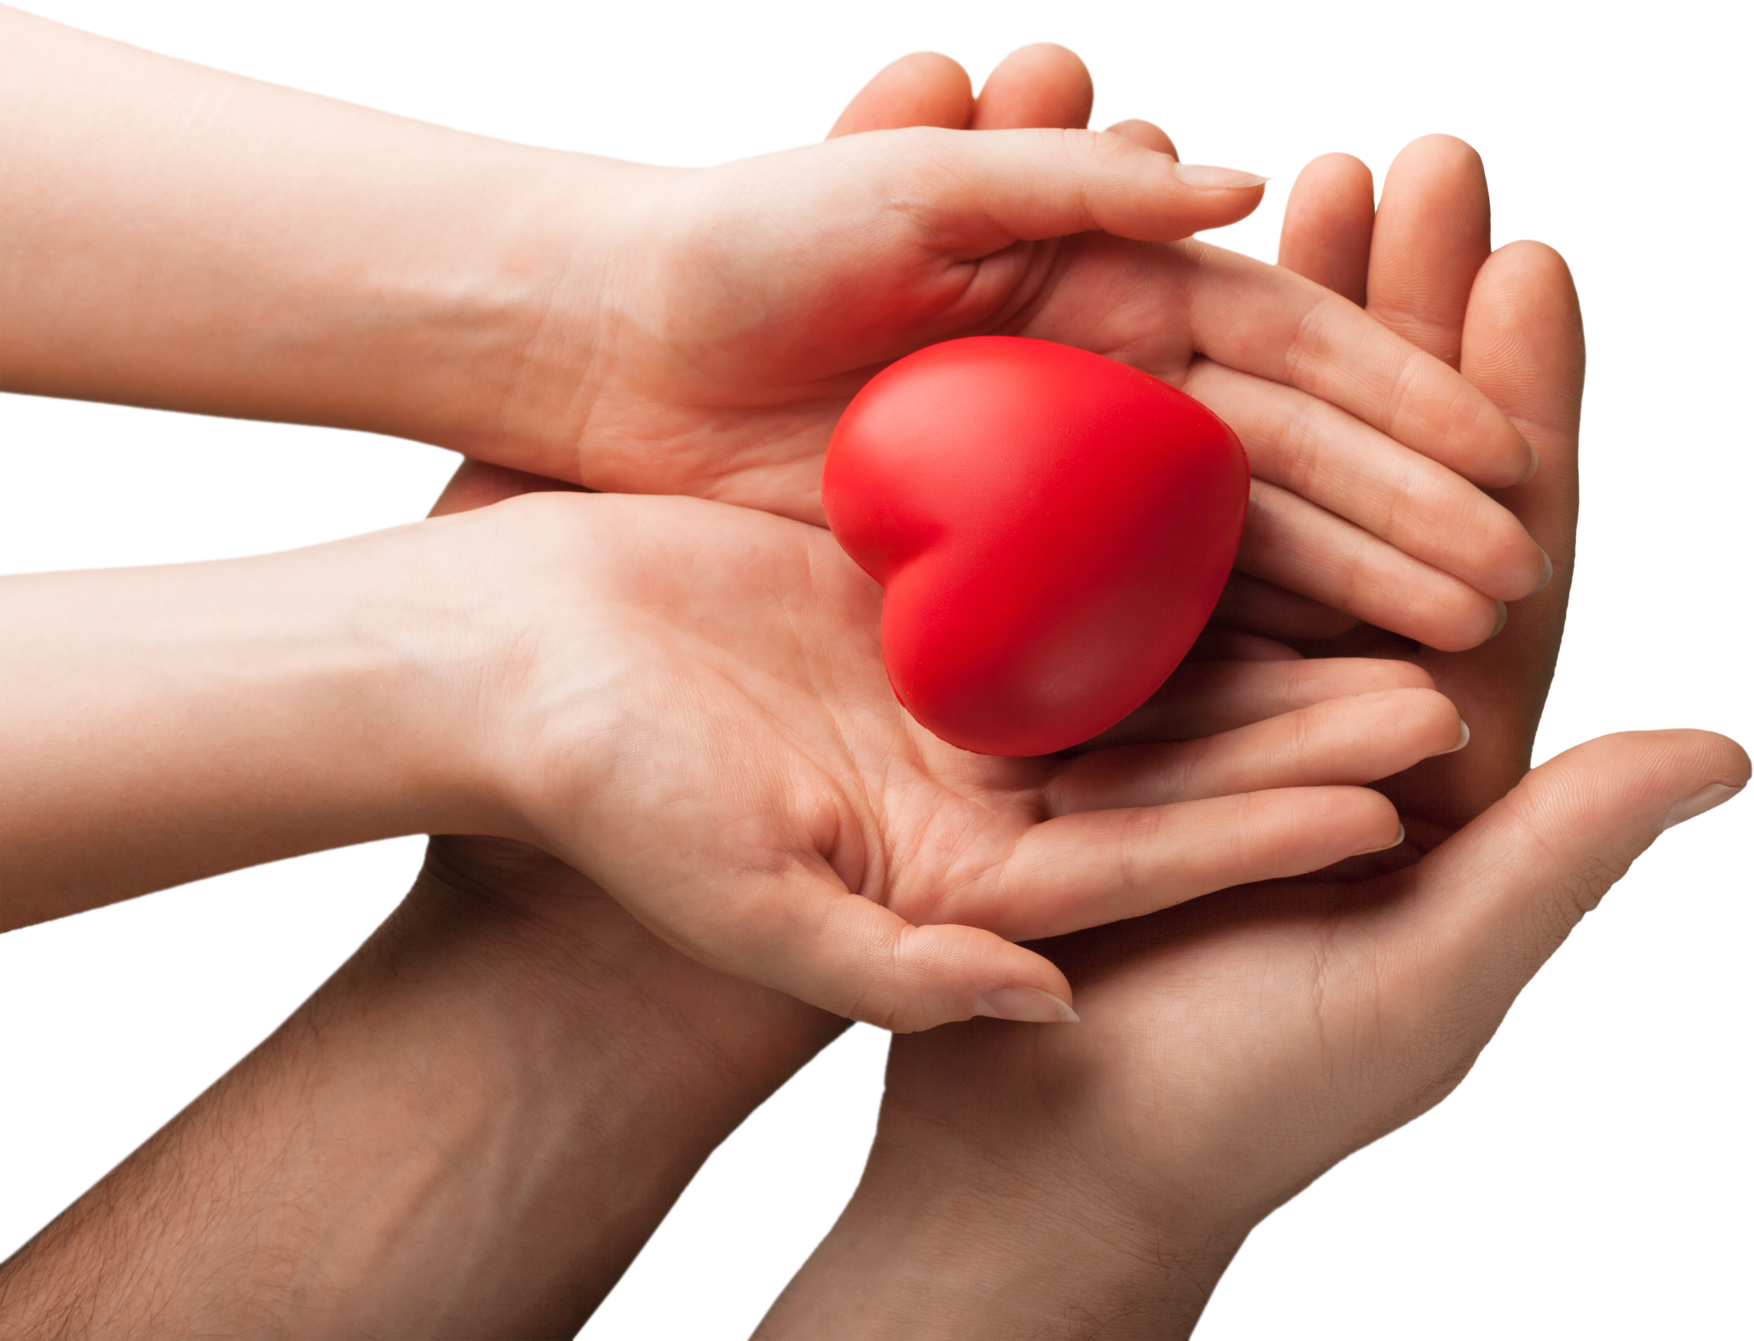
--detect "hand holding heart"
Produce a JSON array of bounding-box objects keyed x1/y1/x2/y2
[
  {"x1": 427, "y1": 470, "x2": 1455, "y2": 1031},
  {"x1": 500, "y1": 46, "x2": 1548, "y2": 655},
  {"x1": 417, "y1": 54, "x2": 1536, "y2": 1031}
]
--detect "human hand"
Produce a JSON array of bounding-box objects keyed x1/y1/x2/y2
[
  {"x1": 517, "y1": 47, "x2": 1545, "y2": 654},
  {"x1": 753, "y1": 142, "x2": 1748, "y2": 1336},
  {"x1": 0, "y1": 13, "x2": 1543, "y2": 657},
  {"x1": 415, "y1": 476, "x2": 1458, "y2": 1032},
  {"x1": 1275, "y1": 135, "x2": 1580, "y2": 828}
]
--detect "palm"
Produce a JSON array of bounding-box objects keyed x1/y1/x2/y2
[
  {"x1": 459, "y1": 486, "x2": 1441, "y2": 1029},
  {"x1": 484, "y1": 487, "x2": 1424, "y2": 967},
  {"x1": 884, "y1": 862, "x2": 1491, "y2": 1233},
  {"x1": 574, "y1": 143, "x2": 1197, "y2": 521}
]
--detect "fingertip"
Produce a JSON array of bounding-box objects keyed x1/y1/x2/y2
[
  {"x1": 974, "y1": 42, "x2": 1094, "y2": 130},
  {"x1": 816, "y1": 906, "x2": 1074, "y2": 1034},
  {"x1": 828, "y1": 50, "x2": 974, "y2": 137},
  {"x1": 1178, "y1": 159, "x2": 1276, "y2": 188},
  {"x1": 1438, "y1": 719, "x2": 1472, "y2": 756},
  {"x1": 971, "y1": 985, "x2": 1081, "y2": 1024},
  {"x1": 1104, "y1": 117, "x2": 1178, "y2": 157},
  {"x1": 1361, "y1": 822, "x2": 1406, "y2": 854}
]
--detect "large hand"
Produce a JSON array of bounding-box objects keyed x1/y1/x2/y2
[
  {"x1": 754, "y1": 145, "x2": 1748, "y2": 1336},
  {"x1": 759, "y1": 730, "x2": 1746, "y2": 1339},
  {"x1": 1276, "y1": 136, "x2": 1580, "y2": 826}
]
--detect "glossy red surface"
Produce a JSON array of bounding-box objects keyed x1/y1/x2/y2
[{"x1": 824, "y1": 336, "x2": 1249, "y2": 756}]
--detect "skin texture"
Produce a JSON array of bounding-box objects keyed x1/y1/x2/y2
[
  {"x1": 754, "y1": 128, "x2": 1748, "y2": 1341},
  {"x1": 0, "y1": 70, "x2": 1426, "y2": 1338},
  {"x1": 0, "y1": 483, "x2": 1454, "y2": 1029},
  {"x1": 0, "y1": 840, "x2": 848, "y2": 1341},
  {"x1": 0, "y1": 51, "x2": 1740, "y2": 1341},
  {"x1": 0, "y1": 11, "x2": 1547, "y2": 653}
]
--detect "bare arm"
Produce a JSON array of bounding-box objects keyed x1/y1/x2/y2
[
  {"x1": 0, "y1": 5, "x2": 614, "y2": 468},
  {"x1": 0, "y1": 837, "x2": 843, "y2": 1339}
]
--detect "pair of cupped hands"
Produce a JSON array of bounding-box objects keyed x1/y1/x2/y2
[
  {"x1": 285, "y1": 46, "x2": 1572, "y2": 1033},
  {"x1": 336, "y1": 45, "x2": 1736, "y2": 1331},
  {"x1": 3, "y1": 26, "x2": 1742, "y2": 1336}
]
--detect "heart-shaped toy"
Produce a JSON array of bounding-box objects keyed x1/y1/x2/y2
[{"x1": 823, "y1": 336, "x2": 1249, "y2": 757}]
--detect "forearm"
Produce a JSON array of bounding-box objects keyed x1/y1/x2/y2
[
  {"x1": 0, "y1": 843, "x2": 842, "y2": 1339},
  {"x1": 0, "y1": 529, "x2": 495, "y2": 930},
  {"x1": 0, "y1": 7, "x2": 616, "y2": 473}
]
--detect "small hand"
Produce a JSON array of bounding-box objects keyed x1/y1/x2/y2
[{"x1": 425, "y1": 478, "x2": 1457, "y2": 1032}]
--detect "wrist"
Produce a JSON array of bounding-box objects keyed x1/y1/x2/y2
[
  {"x1": 0, "y1": 530, "x2": 497, "y2": 925},
  {"x1": 762, "y1": 1098, "x2": 1248, "y2": 1340},
  {"x1": 0, "y1": 10, "x2": 632, "y2": 472}
]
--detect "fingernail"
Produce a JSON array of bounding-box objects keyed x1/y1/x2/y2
[
  {"x1": 1533, "y1": 549, "x2": 1555, "y2": 593},
  {"x1": 1360, "y1": 823, "x2": 1405, "y2": 854},
  {"x1": 972, "y1": 986, "x2": 1081, "y2": 1024},
  {"x1": 1488, "y1": 600, "x2": 1509, "y2": 639},
  {"x1": 1438, "y1": 721, "x2": 1471, "y2": 755},
  {"x1": 1521, "y1": 443, "x2": 1541, "y2": 484},
  {"x1": 1661, "y1": 783, "x2": 1744, "y2": 831},
  {"x1": 1172, "y1": 163, "x2": 1269, "y2": 189}
]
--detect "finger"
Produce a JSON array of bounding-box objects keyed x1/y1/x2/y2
[
  {"x1": 1277, "y1": 152, "x2": 1375, "y2": 304},
  {"x1": 1084, "y1": 656, "x2": 1434, "y2": 747},
  {"x1": 428, "y1": 459, "x2": 587, "y2": 518},
  {"x1": 877, "y1": 126, "x2": 1266, "y2": 247},
  {"x1": 956, "y1": 785, "x2": 1404, "y2": 941},
  {"x1": 971, "y1": 43, "x2": 1093, "y2": 130},
  {"x1": 1104, "y1": 118, "x2": 1178, "y2": 157},
  {"x1": 1182, "y1": 244, "x2": 1534, "y2": 486},
  {"x1": 1184, "y1": 357, "x2": 1548, "y2": 599},
  {"x1": 658, "y1": 857, "x2": 1078, "y2": 1033},
  {"x1": 1385, "y1": 729, "x2": 1748, "y2": 1039},
  {"x1": 1046, "y1": 688, "x2": 1463, "y2": 814},
  {"x1": 1210, "y1": 572, "x2": 1359, "y2": 641},
  {"x1": 1236, "y1": 479, "x2": 1505, "y2": 651},
  {"x1": 1366, "y1": 135, "x2": 1491, "y2": 367},
  {"x1": 1385, "y1": 241, "x2": 1585, "y2": 825},
  {"x1": 827, "y1": 51, "x2": 974, "y2": 138},
  {"x1": 1184, "y1": 627, "x2": 1302, "y2": 662}
]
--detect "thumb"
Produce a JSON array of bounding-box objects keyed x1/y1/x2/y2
[
  {"x1": 654, "y1": 858, "x2": 1079, "y2": 1034},
  {"x1": 864, "y1": 125, "x2": 1265, "y2": 246},
  {"x1": 1395, "y1": 729, "x2": 1748, "y2": 1019}
]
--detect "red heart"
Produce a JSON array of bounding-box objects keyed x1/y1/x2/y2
[{"x1": 824, "y1": 336, "x2": 1249, "y2": 756}]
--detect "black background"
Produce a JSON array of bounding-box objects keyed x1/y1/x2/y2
[{"x1": 0, "y1": 7, "x2": 1739, "y2": 1332}]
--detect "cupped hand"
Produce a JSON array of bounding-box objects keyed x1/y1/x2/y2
[
  {"x1": 425, "y1": 476, "x2": 1458, "y2": 1033},
  {"x1": 489, "y1": 47, "x2": 1547, "y2": 654},
  {"x1": 760, "y1": 728, "x2": 1747, "y2": 1338},
  {"x1": 753, "y1": 140, "x2": 1748, "y2": 1337}
]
